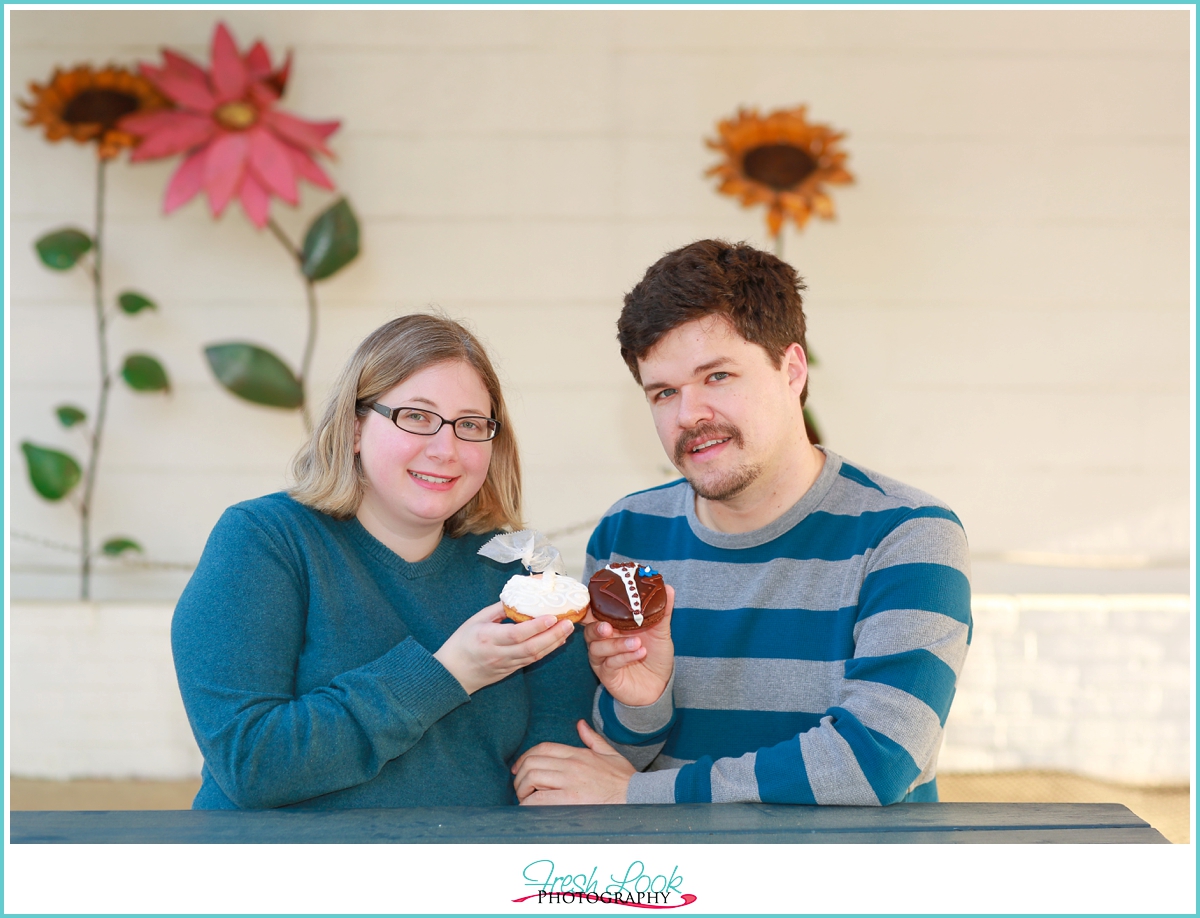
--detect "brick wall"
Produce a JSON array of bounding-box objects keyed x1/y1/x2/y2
[
  {"x1": 10, "y1": 595, "x2": 1191, "y2": 784},
  {"x1": 941, "y1": 594, "x2": 1192, "y2": 784},
  {"x1": 9, "y1": 603, "x2": 202, "y2": 780}
]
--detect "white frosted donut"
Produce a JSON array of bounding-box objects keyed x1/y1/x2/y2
[{"x1": 500, "y1": 571, "x2": 590, "y2": 622}]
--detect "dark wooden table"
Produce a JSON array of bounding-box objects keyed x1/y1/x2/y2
[{"x1": 10, "y1": 802, "x2": 1168, "y2": 843}]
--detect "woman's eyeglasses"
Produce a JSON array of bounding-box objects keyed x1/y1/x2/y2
[{"x1": 364, "y1": 402, "x2": 500, "y2": 442}]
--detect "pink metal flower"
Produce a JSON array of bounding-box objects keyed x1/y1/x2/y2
[{"x1": 120, "y1": 22, "x2": 340, "y2": 227}]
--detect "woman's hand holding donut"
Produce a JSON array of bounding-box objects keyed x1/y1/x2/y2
[
  {"x1": 583, "y1": 584, "x2": 674, "y2": 707},
  {"x1": 434, "y1": 603, "x2": 575, "y2": 695}
]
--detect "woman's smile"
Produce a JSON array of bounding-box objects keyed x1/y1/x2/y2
[{"x1": 407, "y1": 469, "x2": 460, "y2": 490}]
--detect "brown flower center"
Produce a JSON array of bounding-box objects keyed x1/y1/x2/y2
[
  {"x1": 742, "y1": 144, "x2": 817, "y2": 192},
  {"x1": 214, "y1": 101, "x2": 257, "y2": 130},
  {"x1": 61, "y1": 89, "x2": 140, "y2": 131}
]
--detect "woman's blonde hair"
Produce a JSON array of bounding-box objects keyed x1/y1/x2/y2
[{"x1": 290, "y1": 314, "x2": 522, "y2": 537}]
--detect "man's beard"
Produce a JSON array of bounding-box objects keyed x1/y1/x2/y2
[{"x1": 673, "y1": 422, "x2": 761, "y2": 502}]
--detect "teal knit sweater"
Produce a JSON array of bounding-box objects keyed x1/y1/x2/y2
[{"x1": 171, "y1": 493, "x2": 596, "y2": 809}]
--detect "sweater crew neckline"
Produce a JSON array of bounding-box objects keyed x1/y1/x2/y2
[
  {"x1": 683, "y1": 446, "x2": 843, "y2": 550},
  {"x1": 344, "y1": 515, "x2": 460, "y2": 579}
]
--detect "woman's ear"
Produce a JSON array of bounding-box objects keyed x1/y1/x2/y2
[{"x1": 353, "y1": 415, "x2": 362, "y2": 454}]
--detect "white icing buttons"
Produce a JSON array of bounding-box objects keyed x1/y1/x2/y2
[{"x1": 605, "y1": 563, "x2": 644, "y2": 626}]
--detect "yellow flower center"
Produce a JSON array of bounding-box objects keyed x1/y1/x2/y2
[
  {"x1": 742, "y1": 144, "x2": 818, "y2": 192},
  {"x1": 214, "y1": 101, "x2": 257, "y2": 130}
]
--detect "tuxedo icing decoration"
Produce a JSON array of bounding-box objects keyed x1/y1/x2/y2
[{"x1": 588, "y1": 561, "x2": 667, "y2": 631}]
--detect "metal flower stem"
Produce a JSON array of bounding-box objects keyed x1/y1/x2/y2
[
  {"x1": 267, "y1": 217, "x2": 317, "y2": 433},
  {"x1": 79, "y1": 157, "x2": 112, "y2": 600}
]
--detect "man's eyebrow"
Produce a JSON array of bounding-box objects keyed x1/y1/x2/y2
[
  {"x1": 641, "y1": 358, "x2": 733, "y2": 393},
  {"x1": 692, "y1": 358, "x2": 730, "y2": 375}
]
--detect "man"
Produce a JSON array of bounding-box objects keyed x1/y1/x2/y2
[{"x1": 513, "y1": 239, "x2": 971, "y2": 805}]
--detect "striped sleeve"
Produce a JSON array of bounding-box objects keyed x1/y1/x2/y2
[
  {"x1": 669, "y1": 509, "x2": 971, "y2": 805},
  {"x1": 592, "y1": 676, "x2": 677, "y2": 774},
  {"x1": 586, "y1": 512, "x2": 679, "y2": 778}
]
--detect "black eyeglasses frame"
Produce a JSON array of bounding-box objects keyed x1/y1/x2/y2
[{"x1": 363, "y1": 402, "x2": 501, "y2": 442}]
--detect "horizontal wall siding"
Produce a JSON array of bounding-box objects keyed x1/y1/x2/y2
[{"x1": 8, "y1": 8, "x2": 1190, "y2": 598}]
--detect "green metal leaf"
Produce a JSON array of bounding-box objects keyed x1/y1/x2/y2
[
  {"x1": 205, "y1": 342, "x2": 304, "y2": 409},
  {"x1": 55, "y1": 405, "x2": 87, "y2": 427},
  {"x1": 102, "y1": 537, "x2": 143, "y2": 556},
  {"x1": 21, "y1": 441, "x2": 82, "y2": 500},
  {"x1": 301, "y1": 198, "x2": 360, "y2": 281},
  {"x1": 118, "y1": 291, "x2": 157, "y2": 315},
  {"x1": 121, "y1": 354, "x2": 170, "y2": 392},
  {"x1": 35, "y1": 229, "x2": 93, "y2": 270}
]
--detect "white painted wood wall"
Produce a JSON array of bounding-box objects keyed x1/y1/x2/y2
[{"x1": 9, "y1": 8, "x2": 1190, "y2": 599}]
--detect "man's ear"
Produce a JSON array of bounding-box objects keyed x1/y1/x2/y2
[{"x1": 783, "y1": 342, "x2": 809, "y2": 398}]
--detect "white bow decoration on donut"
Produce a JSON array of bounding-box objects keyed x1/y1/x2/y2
[{"x1": 478, "y1": 529, "x2": 566, "y2": 574}]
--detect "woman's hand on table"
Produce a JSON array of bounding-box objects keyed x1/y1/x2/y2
[
  {"x1": 434, "y1": 602, "x2": 574, "y2": 695},
  {"x1": 512, "y1": 720, "x2": 634, "y2": 805}
]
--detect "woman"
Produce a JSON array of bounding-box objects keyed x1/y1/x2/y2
[{"x1": 172, "y1": 314, "x2": 597, "y2": 809}]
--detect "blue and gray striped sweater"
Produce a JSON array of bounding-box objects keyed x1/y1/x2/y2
[{"x1": 584, "y1": 448, "x2": 971, "y2": 805}]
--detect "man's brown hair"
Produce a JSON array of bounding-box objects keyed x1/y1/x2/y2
[{"x1": 617, "y1": 239, "x2": 810, "y2": 404}]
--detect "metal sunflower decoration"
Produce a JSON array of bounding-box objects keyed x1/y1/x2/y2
[
  {"x1": 707, "y1": 105, "x2": 854, "y2": 254},
  {"x1": 22, "y1": 64, "x2": 170, "y2": 159},
  {"x1": 706, "y1": 105, "x2": 854, "y2": 445},
  {"x1": 19, "y1": 64, "x2": 176, "y2": 598},
  {"x1": 17, "y1": 26, "x2": 361, "y2": 600}
]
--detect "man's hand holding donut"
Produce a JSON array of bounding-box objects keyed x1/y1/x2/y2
[{"x1": 583, "y1": 584, "x2": 675, "y2": 706}]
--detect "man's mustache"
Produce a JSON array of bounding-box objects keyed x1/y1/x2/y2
[{"x1": 673, "y1": 423, "x2": 745, "y2": 466}]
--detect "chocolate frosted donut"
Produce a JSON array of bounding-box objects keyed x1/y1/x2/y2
[{"x1": 588, "y1": 562, "x2": 667, "y2": 631}]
